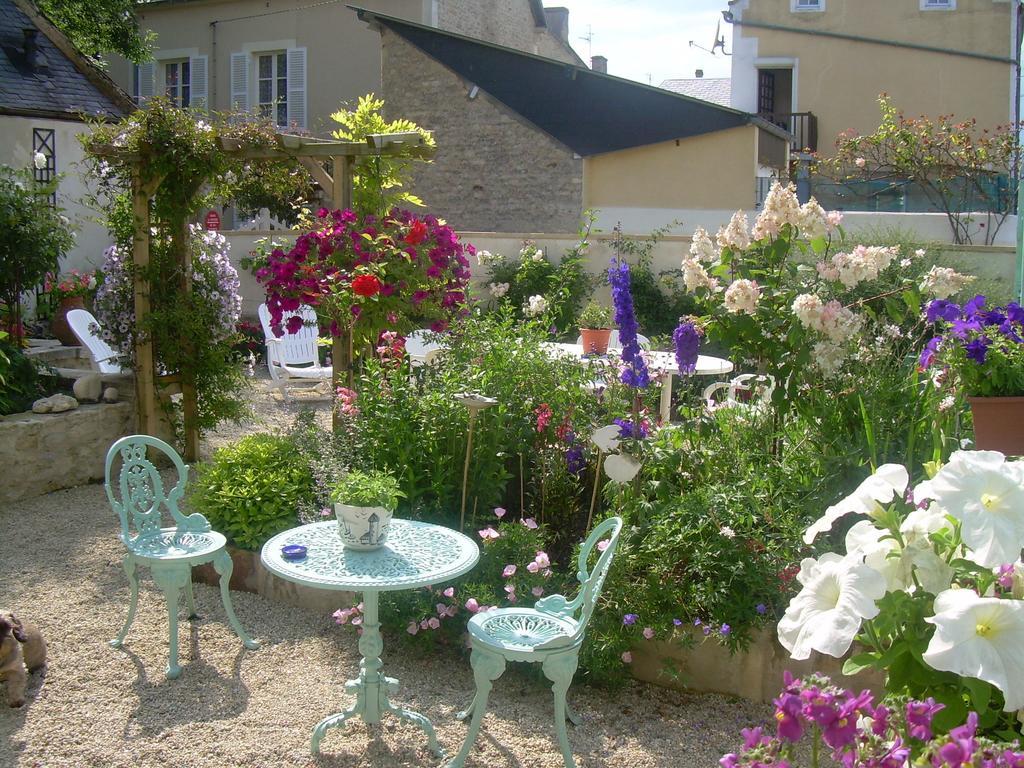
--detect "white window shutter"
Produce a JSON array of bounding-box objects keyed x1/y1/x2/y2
[
  {"x1": 230, "y1": 52, "x2": 250, "y2": 115},
  {"x1": 190, "y1": 55, "x2": 208, "y2": 111},
  {"x1": 137, "y1": 61, "x2": 155, "y2": 105},
  {"x1": 286, "y1": 47, "x2": 307, "y2": 130}
]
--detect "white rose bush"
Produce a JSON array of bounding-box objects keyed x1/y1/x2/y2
[{"x1": 778, "y1": 449, "x2": 1024, "y2": 736}]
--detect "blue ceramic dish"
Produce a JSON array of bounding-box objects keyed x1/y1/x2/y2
[{"x1": 282, "y1": 544, "x2": 307, "y2": 561}]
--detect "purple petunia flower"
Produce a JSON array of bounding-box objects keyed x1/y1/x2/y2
[
  {"x1": 622, "y1": 613, "x2": 638, "y2": 626},
  {"x1": 925, "y1": 299, "x2": 961, "y2": 324},
  {"x1": 965, "y1": 335, "x2": 990, "y2": 363}
]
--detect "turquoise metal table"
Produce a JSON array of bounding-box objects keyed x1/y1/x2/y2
[{"x1": 261, "y1": 519, "x2": 480, "y2": 757}]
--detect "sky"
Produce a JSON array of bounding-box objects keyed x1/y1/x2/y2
[{"x1": 551, "y1": 0, "x2": 734, "y2": 87}]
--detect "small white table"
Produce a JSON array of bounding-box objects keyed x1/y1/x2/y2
[
  {"x1": 541, "y1": 342, "x2": 734, "y2": 422},
  {"x1": 261, "y1": 519, "x2": 480, "y2": 757}
]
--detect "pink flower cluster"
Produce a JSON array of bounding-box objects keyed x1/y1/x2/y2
[{"x1": 257, "y1": 208, "x2": 471, "y2": 339}]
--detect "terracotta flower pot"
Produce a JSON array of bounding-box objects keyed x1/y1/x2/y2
[
  {"x1": 968, "y1": 397, "x2": 1024, "y2": 456},
  {"x1": 51, "y1": 296, "x2": 85, "y2": 346},
  {"x1": 580, "y1": 327, "x2": 612, "y2": 355}
]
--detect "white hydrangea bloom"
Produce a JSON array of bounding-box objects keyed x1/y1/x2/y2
[
  {"x1": 681, "y1": 258, "x2": 718, "y2": 293},
  {"x1": 751, "y1": 182, "x2": 801, "y2": 241},
  {"x1": 792, "y1": 293, "x2": 825, "y2": 329},
  {"x1": 489, "y1": 282, "x2": 509, "y2": 298},
  {"x1": 777, "y1": 552, "x2": 887, "y2": 660},
  {"x1": 829, "y1": 245, "x2": 898, "y2": 288},
  {"x1": 716, "y1": 211, "x2": 751, "y2": 252},
  {"x1": 723, "y1": 279, "x2": 760, "y2": 315},
  {"x1": 689, "y1": 227, "x2": 718, "y2": 263},
  {"x1": 797, "y1": 197, "x2": 829, "y2": 240},
  {"x1": 919, "y1": 265, "x2": 975, "y2": 300},
  {"x1": 524, "y1": 294, "x2": 548, "y2": 317},
  {"x1": 924, "y1": 588, "x2": 1024, "y2": 711},
  {"x1": 812, "y1": 340, "x2": 847, "y2": 377}
]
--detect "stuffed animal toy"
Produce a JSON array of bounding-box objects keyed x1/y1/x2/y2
[{"x1": 0, "y1": 613, "x2": 46, "y2": 707}]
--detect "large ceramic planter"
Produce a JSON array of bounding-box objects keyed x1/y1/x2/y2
[
  {"x1": 51, "y1": 296, "x2": 85, "y2": 346},
  {"x1": 969, "y1": 397, "x2": 1024, "y2": 456},
  {"x1": 334, "y1": 503, "x2": 393, "y2": 550},
  {"x1": 579, "y1": 327, "x2": 612, "y2": 355}
]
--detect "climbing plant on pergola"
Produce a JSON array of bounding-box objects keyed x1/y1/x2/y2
[{"x1": 85, "y1": 103, "x2": 432, "y2": 461}]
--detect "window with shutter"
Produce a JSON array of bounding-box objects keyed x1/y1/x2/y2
[
  {"x1": 230, "y1": 52, "x2": 250, "y2": 115},
  {"x1": 190, "y1": 55, "x2": 208, "y2": 111},
  {"x1": 163, "y1": 59, "x2": 191, "y2": 107},
  {"x1": 137, "y1": 61, "x2": 156, "y2": 106},
  {"x1": 286, "y1": 47, "x2": 307, "y2": 130}
]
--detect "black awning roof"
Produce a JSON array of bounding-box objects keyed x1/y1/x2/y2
[{"x1": 353, "y1": 6, "x2": 770, "y2": 157}]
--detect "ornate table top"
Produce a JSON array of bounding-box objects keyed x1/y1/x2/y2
[
  {"x1": 261, "y1": 519, "x2": 480, "y2": 592},
  {"x1": 542, "y1": 342, "x2": 734, "y2": 377}
]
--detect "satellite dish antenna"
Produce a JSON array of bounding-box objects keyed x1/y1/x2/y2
[{"x1": 688, "y1": 18, "x2": 731, "y2": 56}]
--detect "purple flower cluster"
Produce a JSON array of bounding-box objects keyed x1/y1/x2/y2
[
  {"x1": 723, "y1": 672, "x2": 1024, "y2": 768},
  {"x1": 921, "y1": 295, "x2": 1024, "y2": 367},
  {"x1": 613, "y1": 417, "x2": 649, "y2": 440},
  {"x1": 608, "y1": 258, "x2": 650, "y2": 389},
  {"x1": 673, "y1": 319, "x2": 701, "y2": 375}
]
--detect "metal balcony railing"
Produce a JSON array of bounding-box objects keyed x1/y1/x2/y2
[{"x1": 760, "y1": 111, "x2": 818, "y2": 154}]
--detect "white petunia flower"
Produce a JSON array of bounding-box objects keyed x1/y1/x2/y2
[
  {"x1": 803, "y1": 464, "x2": 909, "y2": 544},
  {"x1": 777, "y1": 552, "x2": 887, "y2": 660},
  {"x1": 924, "y1": 588, "x2": 1024, "y2": 711},
  {"x1": 923, "y1": 451, "x2": 1024, "y2": 568}
]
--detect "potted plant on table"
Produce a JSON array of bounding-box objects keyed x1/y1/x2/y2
[
  {"x1": 578, "y1": 300, "x2": 614, "y2": 355},
  {"x1": 330, "y1": 470, "x2": 404, "y2": 550},
  {"x1": 47, "y1": 269, "x2": 99, "y2": 345},
  {"x1": 921, "y1": 295, "x2": 1024, "y2": 455}
]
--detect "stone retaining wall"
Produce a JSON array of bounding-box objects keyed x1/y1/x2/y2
[{"x1": 0, "y1": 401, "x2": 135, "y2": 504}]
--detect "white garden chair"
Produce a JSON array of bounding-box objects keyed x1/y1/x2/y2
[
  {"x1": 703, "y1": 373, "x2": 776, "y2": 412},
  {"x1": 66, "y1": 308, "x2": 131, "y2": 375},
  {"x1": 257, "y1": 304, "x2": 332, "y2": 402},
  {"x1": 405, "y1": 329, "x2": 443, "y2": 367},
  {"x1": 573, "y1": 330, "x2": 651, "y2": 350}
]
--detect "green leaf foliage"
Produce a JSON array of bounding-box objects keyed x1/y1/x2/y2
[{"x1": 189, "y1": 434, "x2": 314, "y2": 550}]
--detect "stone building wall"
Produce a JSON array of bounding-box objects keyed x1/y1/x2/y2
[
  {"x1": 381, "y1": 29, "x2": 582, "y2": 233},
  {"x1": 436, "y1": 0, "x2": 580, "y2": 63}
]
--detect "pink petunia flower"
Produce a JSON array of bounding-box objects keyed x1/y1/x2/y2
[
  {"x1": 478, "y1": 527, "x2": 500, "y2": 540},
  {"x1": 621, "y1": 651, "x2": 633, "y2": 664},
  {"x1": 427, "y1": 617, "x2": 441, "y2": 630},
  {"x1": 534, "y1": 551, "x2": 551, "y2": 568},
  {"x1": 420, "y1": 619, "x2": 430, "y2": 630},
  {"x1": 527, "y1": 561, "x2": 540, "y2": 574},
  {"x1": 407, "y1": 622, "x2": 419, "y2": 635},
  {"x1": 502, "y1": 564, "x2": 517, "y2": 578},
  {"x1": 443, "y1": 586, "x2": 455, "y2": 598},
  {"x1": 643, "y1": 627, "x2": 655, "y2": 640},
  {"x1": 532, "y1": 586, "x2": 544, "y2": 597},
  {"x1": 465, "y1": 598, "x2": 480, "y2": 613},
  {"x1": 436, "y1": 603, "x2": 448, "y2": 617},
  {"x1": 597, "y1": 540, "x2": 610, "y2": 552},
  {"x1": 522, "y1": 517, "x2": 539, "y2": 529},
  {"x1": 494, "y1": 507, "x2": 506, "y2": 518}
]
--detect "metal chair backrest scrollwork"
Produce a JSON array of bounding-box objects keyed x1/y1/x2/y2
[
  {"x1": 533, "y1": 516, "x2": 623, "y2": 647},
  {"x1": 104, "y1": 435, "x2": 209, "y2": 546}
]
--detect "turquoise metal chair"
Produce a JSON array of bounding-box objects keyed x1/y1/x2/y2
[
  {"x1": 446, "y1": 516, "x2": 623, "y2": 768},
  {"x1": 105, "y1": 435, "x2": 259, "y2": 679}
]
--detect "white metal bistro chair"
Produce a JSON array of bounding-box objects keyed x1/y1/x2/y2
[
  {"x1": 257, "y1": 303, "x2": 332, "y2": 401},
  {"x1": 703, "y1": 373, "x2": 777, "y2": 412},
  {"x1": 405, "y1": 329, "x2": 443, "y2": 367},
  {"x1": 66, "y1": 308, "x2": 132, "y2": 375}
]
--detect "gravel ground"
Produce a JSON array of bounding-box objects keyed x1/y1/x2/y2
[{"x1": 0, "y1": 377, "x2": 772, "y2": 768}]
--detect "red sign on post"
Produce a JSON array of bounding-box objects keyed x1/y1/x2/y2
[{"x1": 204, "y1": 210, "x2": 221, "y2": 231}]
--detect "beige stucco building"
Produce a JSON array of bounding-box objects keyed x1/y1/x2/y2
[
  {"x1": 726, "y1": 0, "x2": 1019, "y2": 154},
  {"x1": 107, "y1": 0, "x2": 579, "y2": 136}
]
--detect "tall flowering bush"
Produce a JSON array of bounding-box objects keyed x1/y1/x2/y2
[
  {"x1": 256, "y1": 208, "x2": 470, "y2": 349},
  {"x1": 680, "y1": 182, "x2": 971, "y2": 407},
  {"x1": 780, "y1": 451, "x2": 1024, "y2": 735}
]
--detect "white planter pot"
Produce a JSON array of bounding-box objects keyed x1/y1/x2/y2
[{"x1": 334, "y1": 503, "x2": 393, "y2": 550}]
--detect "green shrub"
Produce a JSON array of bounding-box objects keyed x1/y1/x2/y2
[
  {"x1": 189, "y1": 434, "x2": 313, "y2": 549},
  {"x1": 330, "y1": 469, "x2": 404, "y2": 509},
  {"x1": 0, "y1": 334, "x2": 52, "y2": 415}
]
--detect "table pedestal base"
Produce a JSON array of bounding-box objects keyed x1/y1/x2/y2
[{"x1": 311, "y1": 590, "x2": 444, "y2": 759}]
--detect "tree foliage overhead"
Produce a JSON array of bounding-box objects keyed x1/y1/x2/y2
[{"x1": 37, "y1": 0, "x2": 153, "y2": 64}]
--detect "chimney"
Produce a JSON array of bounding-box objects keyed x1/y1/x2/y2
[
  {"x1": 695, "y1": 69, "x2": 704, "y2": 78},
  {"x1": 591, "y1": 55, "x2": 607, "y2": 74},
  {"x1": 544, "y1": 7, "x2": 569, "y2": 43}
]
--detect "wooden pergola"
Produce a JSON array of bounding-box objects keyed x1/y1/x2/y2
[{"x1": 94, "y1": 131, "x2": 434, "y2": 461}]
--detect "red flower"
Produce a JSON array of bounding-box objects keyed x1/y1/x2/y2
[
  {"x1": 351, "y1": 274, "x2": 382, "y2": 297},
  {"x1": 404, "y1": 219, "x2": 428, "y2": 246}
]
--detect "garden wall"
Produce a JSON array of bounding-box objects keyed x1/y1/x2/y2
[
  {"x1": 224, "y1": 223, "x2": 1019, "y2": 316},
  {"x1": 0, "y1": 400, "x2": 135, "y2": 504}
]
